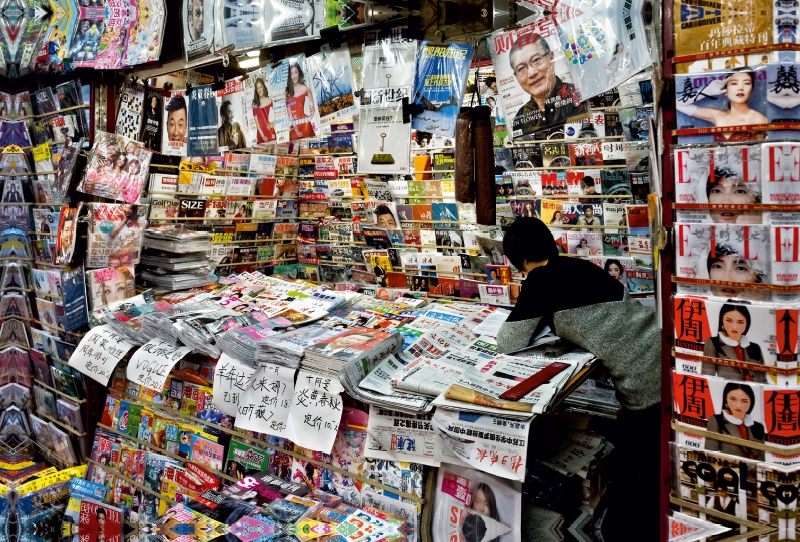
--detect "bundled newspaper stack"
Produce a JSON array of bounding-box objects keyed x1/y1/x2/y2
[
  {"x1": 341, "y1": 354, "x2": 433, "y2": 413},
  {"x1": 304, "y1": 328, "x2": 404, "y2": 379},
  {"x1": 259, "y1": 325, "x2": 346, "y2": 369}
]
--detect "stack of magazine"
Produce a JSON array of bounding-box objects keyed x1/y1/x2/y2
[
  {"x1": 259, "y1": 325, "x2": 346, "y2": 369},
  {"x1": 561, "y1": 379, "x2": 621, "y2": 420},
  {"x1": 139, "y1": 227, "x2": 213, "y2": 291},
  {"x1": 303, "y1": 328, "x2": 404, "y2": 379}
]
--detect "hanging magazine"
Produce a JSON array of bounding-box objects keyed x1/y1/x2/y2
[
  {"x1": 78, "y1": 131, "x2": 153, "y2": 203},
  {"x1": 86, "y1": 203, "x2": 148, "y2": 268},
  {"x1": 183, "y1": 0, "x2": 215, "y2": 61},
  {"x1": 282, "y1": 53, "x2": 320, "y2": 141},
  {"x1": 488, "y1": 22, "x2": 587, "y2": 140},
  {"x1": 68, "y1": 10, "x2": 107, "y2": 68},
  {"x1": 115, "y1": 82, "x2": 146, "y2": 140},
  {"x1": 216, "y1": 79, "x2": 250, "y2": 151},
  {"x1": 162, "y1": 91, "x2": 189, "y2": 156},
  {"x1": 243, "y1": 67, "x2": 290, "y2": 146},
  {"x1": 187, "y1": 84, "x2": 221, "y2": 156},
  {"x1": 306, "y1": 44, "x2": 358, "y2": 131},
  {"x1": 141, "y1": 88, "x2": 163, "y2": 152},
  {"x1": 411, "y1": 41, "x2": 472, "y2": 137}
]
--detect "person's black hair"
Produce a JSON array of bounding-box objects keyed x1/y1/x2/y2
[
  {"x1": 582, "y1": 204, "x2": 593, "y2": 213},
  {"x1": 604, "y1": 259, "x2": 623, "y2": 274},
  {"x1": 580, "y1": 176, "x2": 595, "y2": 189},
  {"x1": 461, "y1": 514, "x2": 487, "y2": 542},
  {"x1": 252, "y1": 78, "x2": 269, "y2": 108},
  {"x1": 722, "y1": 382, "x2": 756, "y2": 414},
  {"x1": 220, "y1": 100, "x2": 233, "y2": 123},
  {"x1": 165, "y1": 95, "x2": 186, "y2": 114},
  {"x1": 707, "y1": 243, "x2": 765, "y2": 283},
  {"x1": 485, "y1": 76, "x2": 496, "y2": 86},
  {"x1": 503, "y1": 217, "x2": 558, "y2": 269},
  {"x1": 718, "y1": 303, "x2": 752, "y2": 335},
  {"x1": 705, "y1": 166, "x2": 761, "y2": 203},
  {"x1": 286, "y1": 62, "x2": 305, "y2": 96},
  {"x1": 96, "y1": 508, "x2": 106, "y2": 519},
  {"x1": 375, "y1": 205, "x2": 395, "y2": 223},
  {"x1": 509, "y1": 34, "x2": 551, "y2": 72}
]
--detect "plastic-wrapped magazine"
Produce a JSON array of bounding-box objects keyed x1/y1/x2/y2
[
  {"x1": 0, "y1": 120, "x2": 33, "y2": 147},
  {"x1": 411, "y1": 41, "x2": 472, "y2": 137},
  {"x1": 432, "y1": 466, "x2": 520, "y2": 542},
  {"x1": 143, "y1": 226, "x2": 212, "y2": 252},
  {"x1": 85, "y1": 266, "x2": 136, "y2": 310},
  {"x1": 94, "y1": 0, "x2": 130, "y2": 69},
  {"x1": 550, "y1": 0, "x2": 652, "y2": 99},
  {"x1": 281, "y1": 53, "x2": 320, "y2": 141},
  {"x1": 162, "y1": 90, "x2": 189, "y2": 156},
  {"x1": 184, "y1": 0, "x2": 215, "y2": 61},
  {"x1": 68, "y1": 8, "x2": 107, "y2": 68},
  {"x1": 216, "y1": 79, "x2": 250, "y2": 151},
  {"x1": 115, "y1": 82, "x2": 146, "y2": 140},
  {"x1": 54, "y1": 206, "x2": 80, "y2": 265},
  {"x1": 86, "y1": 203, "x2": 148, "y2": 269},
  {"x1": 306, "y1": 44, "x2": 358, "y2": 131},
  {"x1": 218, "y1": 0, "x2": 266, "y2": 51},
  {"x1": 78, "y1": 131, "x2": 153, "y2": 203},
  {"x1": 263, "y1": 0, "x2": 325, "y2": 45},
  {"x1": 488, "y1": 22, "x2": 586, "y2": 140},
  {"x1": 125, "y1": 0, "x2": 167, "y2": 66}
]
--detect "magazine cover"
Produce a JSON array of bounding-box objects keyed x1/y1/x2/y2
[
  {"x1": 675, "y1": 68, "x2": 768, "y2": 143},
  {"x1": 85, "y1": 266, "x2": 136, "y2": 310},
  {"x1": 184, "y1": 0, "x2": 214, "y2": 61},
  {"x1": 410, "y1": 41, "x2": 472, "y2": 137},
  {"x1": 305, "y1": 328, "x2": 399, "y2": 360},
  {"x1": 94, "y1": 0, "x2": 129, "y2": 69},
  {"x1": 187, "y1": 84, "x2": 221, "y2": 156},
  {"x1": 250, "y1": 65, "x2": 292, "y2": 145},
  {"x1": 263, "y1": 0, "x2": 326, "y2": 45},
  {"x1": 79, "y1": 131, "x2": 153, "y2": 203},
  {"x1": 762, "y1": 143, "x2": 800, "y2": 222},
  {"x1": 68, "y1": 10, "x2": 106, "y2": 68},
  {"x1": 115, "y1": 82, "x2": 145, "y2": 140},
  {"x1": 162, "y1": 91, "x2": 189, "y2": 156},
  {"x1": 306, "y1": 44, "x2": 358, "y2": 131},
  {"x1": 122, "y1": 0, "x2": 167, "y2": 66},
  {"x1": 357, "y1": 106, "x2": 410, "y2": 174},
  {"x1": 141, "y1": 88, "x2": 163, "y2": 152},
  {"x1": 756, "y1": 463, "x2": 800, "y2": 528},
  {"x1": 767, "y1": 62, "x2": 800, "y2": 123},
  {"x1": 432, "y1": 466, "x2": 520, "y2": 542},
  {"x1": 86, "y1": 203, "x2": 148, "y2": 268},
  {"x1": 281, "y1": 58, "x2": 319, "y2": 142},
  {"x1": 220, "y1": 0, "x2": 265, "y2": 50},
  {"x1": 361, "y1": 35, "x2": 417, "y2": 91},
  {"x1": 488, "y1": 23, "x2": 586, "y2": 140},
  {"x1": 551, "y1": 0, "x2": 652, "y2": 98},
  {"x1": 674, "y1": 145, "x2": 762, "y2": 224},
  {"x1": 675, "y1": 223, "x2": 771, "y2": 300}
]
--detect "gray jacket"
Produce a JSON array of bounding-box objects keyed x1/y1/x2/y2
[{"x1": 496, "y1": 291, "x2": 661, "y2": 410}]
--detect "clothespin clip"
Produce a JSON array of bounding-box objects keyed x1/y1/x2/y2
[
  {"x1": 211, "y1": 73, "x2": 225, "y2": 91},
  {"x1": 402, "y1": 97, "x2": 423, "y2": 124},
  {"x1": 186, "y1": 82, "x2": 193, "y2": 95},
  {"x1": 320, "y1": 26, "x2": 345, "y2": 49},
  {"x1": 353, "y1": 88, "x2": 366, "y2": 99}
]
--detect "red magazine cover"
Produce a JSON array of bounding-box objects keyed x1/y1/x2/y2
[{"x1": 78, "y1": 499, "x2": 123, "y2": 542}]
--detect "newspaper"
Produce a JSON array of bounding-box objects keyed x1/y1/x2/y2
[
  {"x1": 432, "y1": 409, "x2": 530, "y2": 481},
  {"x1": 471, "y1": 309, "x2": 510, "y2": 337},
  {"x1": 339, "y1": 356, "x2": 432, "y2": 413},
  {"x1": 392, "y1": 338, "x2": 499, "y2": 397},
  {"x1": 364, "y1": 405, "x2": 439, "y2": 466}
]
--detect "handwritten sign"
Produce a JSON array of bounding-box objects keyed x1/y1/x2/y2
[
  {"x1": 234, "y1": 363, "x2": 295, "y2": 438},
  {"x1": 126, "y1": 338, "x2": 192, "y2": 391},
  {"x1": 212, "y1": 354, "x2": 257, "y2": 417},
  {"x1": 285, "y1": 371, "x2": 344, "y2": 453},
  {"x1": 68, "y1": 325, "x2": 135, "y2": 385}
]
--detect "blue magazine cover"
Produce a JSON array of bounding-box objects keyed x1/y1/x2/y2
[
  {"x1": 411, "y1": 41, "x2": 473, "y2": 137},
  {"x1": 187, "y1": 84, "x2": 220, "y2": 156}
]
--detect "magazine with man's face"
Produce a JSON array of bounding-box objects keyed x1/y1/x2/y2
[{"x1": 162, "y1": 91, "x2": 189, "y2": 156}]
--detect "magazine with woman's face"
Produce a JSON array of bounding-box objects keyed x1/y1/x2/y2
[
  {"x1": 675, "y1": 223, "x2": 771, "y2": 301},
  {"x1": 86, "y1": 203, "x2": 148, "y2": 269},
  {"x1": 675, "y1": 68, "x2": 768, "y2": 144},
  {"x1": 433, "y1": 466, "x2": 520, "y2": 542}
]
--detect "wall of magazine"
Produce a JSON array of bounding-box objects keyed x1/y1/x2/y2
[
  {"x1": 0, "y1": 3, "x2": 663, "y2": 542},
  {"x1": 667, "y1": 0, "x2": 800, "y2": 539}
]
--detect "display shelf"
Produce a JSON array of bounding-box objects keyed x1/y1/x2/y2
[
  {"x1": 39, "y1": 411, "x2": 86, "y2": 437},
  {"x1": 670, "y1": 420, "x2": 800, "y2": 455},
  {"x1": 673, "y1": 203, "x2": 800, "y2": 211},
  {"x1": 672, "y1": 349, "x2": 800, "y2": 376},
  {"x1": 96, "y1": 422, "x2": 237, "y2": 484},
  {"x1": 33, "y1": 378, "x2": 86, "y2": 404},
  {"x1": 671, "y1": 276, "x2": 800, "y2": 291},
  {"x1": 117, "y1": 391, "x2": 427, "y2": 504},
  {"x1": 669, "y1": 495, "x2": 776, "y2": 535},
  {"x1": 87, "y1": 458, "x2": 178, "y2": 506}
]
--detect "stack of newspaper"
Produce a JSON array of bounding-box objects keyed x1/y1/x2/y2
[
  {"x1": 303, "y1": 328, "x2": 404, "y2": 378},
  {"x1": 431, "y1": 347, "x2": 596, "y2": 420}
]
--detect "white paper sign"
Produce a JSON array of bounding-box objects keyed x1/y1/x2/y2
[
  {"x1": 68, "y1": 325, "x2": 136, "y2": 385},
  {"x1": 126, "y1": 338, "x2": 192, "y2": 391},
  {"x1": 234, "y1": 363, "x2": 296, "y2": 437},
  {"x1": 212, "y1": 353, "x2": 257, "y2": 417},
  {"x1": 285, "y1": 371, "x2": 345, "y2": 453}
]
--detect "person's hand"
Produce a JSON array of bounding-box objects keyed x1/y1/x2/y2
[{"x1": 699, "y1": 77, "x2": 729, "y2": 99}]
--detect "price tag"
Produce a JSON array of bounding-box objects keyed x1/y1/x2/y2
[
  {"x1": 126, "y1": 338, "x2": 191, "y2": 391},
  {"x1": 68, "y1": 325, "x2": 135, "y2": 385}
]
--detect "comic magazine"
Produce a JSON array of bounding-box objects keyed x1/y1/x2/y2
[{"x1": 69, "y1": 7, "x2": 107, "y2": 68}]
